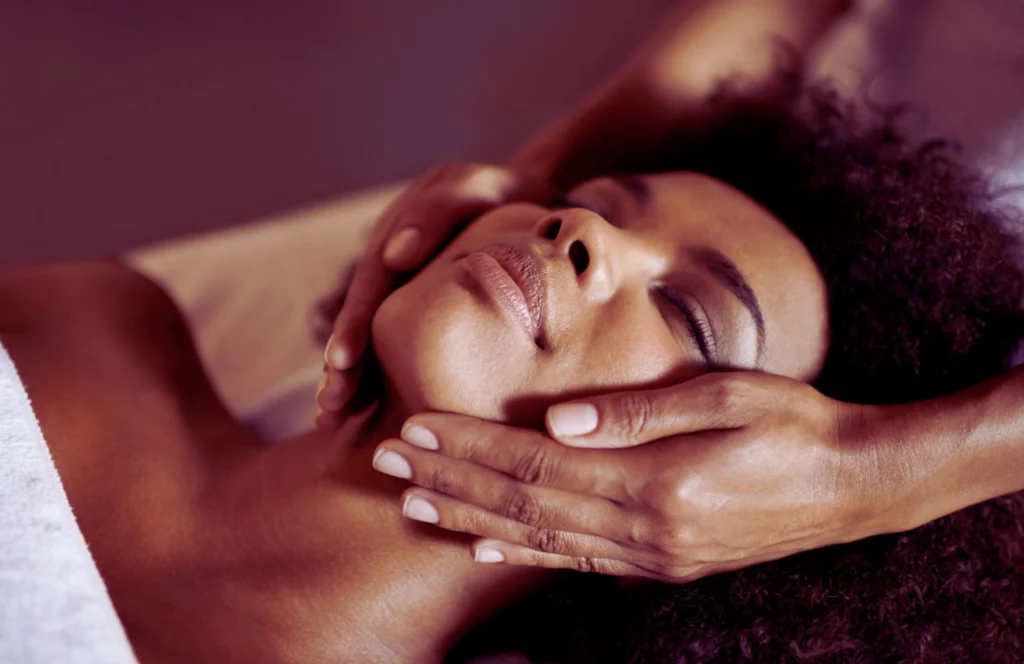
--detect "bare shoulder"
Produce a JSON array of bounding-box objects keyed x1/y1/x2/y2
[
  {"x1": 0, "y1": 259, "x2": 242, "y2": 503},
  {"x1": 0, "y1": 259, "x2": 220, "y2": 417}
]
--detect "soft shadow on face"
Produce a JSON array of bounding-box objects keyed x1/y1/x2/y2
[{"x1": 372, "y1": 172, "x2": 829, "y2": 426}]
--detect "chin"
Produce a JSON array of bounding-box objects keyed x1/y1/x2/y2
[{"x1": 371, "y1": 276, "x2": 527, "y2": 421}]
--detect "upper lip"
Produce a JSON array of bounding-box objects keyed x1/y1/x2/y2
[{"x1": 480, "y1": 242, "x2": 549, "y2": 348}]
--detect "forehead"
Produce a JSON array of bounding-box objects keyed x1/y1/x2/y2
[
  {"x1": 643, "y1": 172, "x2": 788, "y2": 237},
  {"x1": 642, "y1": 172, "x2": 829, "y2": 379}
]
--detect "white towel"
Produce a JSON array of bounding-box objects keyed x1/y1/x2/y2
[{"x1": 0, "y1": 342, "x2": 136, "y2": 664}]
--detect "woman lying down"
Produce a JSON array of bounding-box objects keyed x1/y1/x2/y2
[{"x1": 3, "y1": 77, "x2": 1023, "y2": 663}]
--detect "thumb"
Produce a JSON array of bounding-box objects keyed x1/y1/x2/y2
[{"x1": 545, "y1": 375, "x2": 757, "y2": 448}]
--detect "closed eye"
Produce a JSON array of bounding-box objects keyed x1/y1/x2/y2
[
  {"x1": 656, "y1": 287, "x2": 717, "y2": 365},
  {"x1": 554, "y1": 195, "x2": 600, "y2": 214},
  {"x1": 552, "y1": 194, "x2": 616, "y2": 225}
]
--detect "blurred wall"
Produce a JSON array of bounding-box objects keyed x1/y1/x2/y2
[{"x1": 0, "y1": 0, "x2": 674, "y2": 261}]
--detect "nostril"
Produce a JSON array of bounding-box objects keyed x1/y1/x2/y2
[
  {"x1": 568, "y1": 240, "x2": 590, "y2": 275},
  {"x1": 542, "y1": 219, "x2": 562, "y2": 241}
]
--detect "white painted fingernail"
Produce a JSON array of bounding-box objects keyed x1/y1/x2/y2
[
  {"x1": 402, "y1": 496, "x2": 439, "y2": 524},
  {"x1": 402, "y1": 423, "x2": 439, "y2": 450},
  {"x1": 372, "y1": 449, "x2": 412, "y2": 479},
  {"x1": 325, "y1": 336, "x2": 350, "y2": 370},
  {"x1": 474, "y1": 547, "x2": 505, "y2": 563},
  {"x1": 548, "y1": 403, "x2": 598, "y2": 437},
  {"x1": 383, "y1": 228, "x2": 421, "y2": 265}
]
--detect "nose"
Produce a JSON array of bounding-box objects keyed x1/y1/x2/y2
[{"x1": 535, "y1": 208, "x2": 626, "y2": 301}]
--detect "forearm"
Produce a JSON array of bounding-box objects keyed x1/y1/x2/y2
[
  {"x1": 851, "y1": 366, "x2": 1024, "y2": 533},
  {"x1": 509, "y1": 0, "x2": 851, "y2": 189}
]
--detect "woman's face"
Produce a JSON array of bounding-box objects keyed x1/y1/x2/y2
[{"x1": 373, "y1": 172, "x2": 829, "y2": 424}]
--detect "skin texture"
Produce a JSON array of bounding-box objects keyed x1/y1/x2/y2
[
  {"x1": 320, "y1": 0, "x2": 851, "y2": 415},
  {"x1": 0, "y1": 171, "x2": 831, "y2": 662},
  {"x1": 0, "y1": 263, "x2": 544, "y2": 663},
  {"x1": 360, "y1": 80, "x2": 1024, "y2": 661},
  {"x1": 314, "y1": 0, "x2": 861, "y2": 582},
  {"x1": 373, "y1": 172, "x2": 827, "y2": 423}
]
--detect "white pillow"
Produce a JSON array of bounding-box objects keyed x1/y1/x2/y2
[{"x1": 126, "y1": 183, "x2": 404, "y2": 441}]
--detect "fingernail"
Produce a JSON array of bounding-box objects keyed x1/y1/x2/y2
[
  {"x1": 402, "y1": 496, "x2": 439, "y2": 524},
  {"x1": 402, "y1": 423, "x2": 439, "y2": 450},
  {"x1": 372, "y1": 449, "x2": 412, "y2": 479},
  {"x1": 548, "y1": 403, "x2": 598, "y2": 437},
  {"x1": 325, "y1": 337, "x2": 350, "y2": 370},
  {"x1": 383, "y1": 228, "x2": 421, "y2": 265},
  {"x1": 474, "y1": 547, "x2": 505, "y2": 564}
]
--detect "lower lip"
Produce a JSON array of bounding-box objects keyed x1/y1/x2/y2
[{"x1": 461, "y1": 253, "x2": 536, "y2": 340}]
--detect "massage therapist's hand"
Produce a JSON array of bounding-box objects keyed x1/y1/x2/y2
[
  {"x1": 373, "y1": 372, "x2": 889, "y2": 582},
  {"x1": 316, "y1": 162, "x2": 550, "y2": 427}
]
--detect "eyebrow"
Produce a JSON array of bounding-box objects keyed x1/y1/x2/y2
[{"x1": 689, "y1": 247, "x2": 767, "y2": 364}]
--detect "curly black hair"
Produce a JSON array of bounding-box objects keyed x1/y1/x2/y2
[{"x1": 449, "y1": 74, "x2": 1024, "y2": 663}]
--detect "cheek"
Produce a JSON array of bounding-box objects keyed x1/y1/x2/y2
[
  {"x1": 536, "y1": 301, "x2": 701, "y2": 399},
  {"x1": 371, "y1": 262, "x2": 535, "y2": 419}
]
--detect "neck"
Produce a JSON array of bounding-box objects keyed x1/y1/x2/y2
[
  {"x1": 348, "y1": 380, "x2": 415, "y2": 449},
  {"x1": 326, "y1": 381, "x2": 555, "y2": 662}
]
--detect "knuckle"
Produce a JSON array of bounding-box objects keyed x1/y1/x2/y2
[
  {"x1": 459, "y1": 419, "x2": 501, "y2": 459},
  {"x1": 456, "y1": 506, "x2": 492, "y2": 537},
  {"x1": 526, "y1": 527, "x2": 565, "y2": 554},
  {"x1": 616, "y1": 393, "x2": 656, "y2": 440},
  {"x1": 511, "y1": 445, "x2": 557, "y2": 486},
  {"x1": 502, "y1": 490, "x2": 544, "y2": 527},
  {"x1": 652, "y1": 524, "x2": 690, "y2": 555},
  {"x1": 627, "y1": 519, "x2": 657, "y2": 547},
  {"x1": 708, "y1": 374, "x2": 751, "y2": 415},
  {"x1": 428, "y1": 467, "x2": 457, "y2": 496},
  {"x1": 572, "y1": 556, "x2": 599, "y2": 574},
  {"x1": 640, "y1": 475, "x2": 685, "y2": 515}
]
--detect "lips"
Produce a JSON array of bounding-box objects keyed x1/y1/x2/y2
[{"x1": 463, "y1": 243, "x2": 548, "y2": 347}]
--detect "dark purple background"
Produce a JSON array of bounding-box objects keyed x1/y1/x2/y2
[{"x1": 0, "y1": 1, "x2": 674, "y2": 260}]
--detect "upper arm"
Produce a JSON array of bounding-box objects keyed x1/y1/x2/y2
[{"x1": 640, "y1": 0, "x2": 852, "y2": 98}]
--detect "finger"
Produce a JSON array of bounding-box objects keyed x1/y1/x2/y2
[
  {"x1": 325, "y1": 183, "x2": 419, "y2": 370},
  {"x1": 374, "y1": 439, "x2": 651, "y2": 546},
  {"x1": 380, "y1": 166, "x2": 527, "y2": 271},
  {"x1": 400, "y1": 413, "x2": 640, "y2": 504},
  {"x1": 315, "y1": 402, "x2": 345, "y2": 430},
  {"x1": 326, "y1": 183, "x2": 473, "y2": 369},
  {"x1": 312, "y1": 262, "x2": 356, "y2": 346},
  {"x1": 545, "y1": 372, "x2": 761, "y2": 448},
  {"x1": 398, "y1": 488, "x2": 638, "y2": 564},
  {"x1": 470, "y1": 539, "x2": 654, "y2": 578},
  {"x1": 326, "y1": 252, "x2": 401, "y2": 370},
  {"x1": 316, "y1": 360, "x2": 364, "y2": 413}
]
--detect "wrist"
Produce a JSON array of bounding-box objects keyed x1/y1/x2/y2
[{"x1": 833, "y1": 402, "x2": 918, "y2": 538}]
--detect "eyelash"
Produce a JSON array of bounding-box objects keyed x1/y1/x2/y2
[
  {"x1": 554, "y1": 196, "x2": 714, "y2": 361},
  {"x1": 657, "y1": 287, "x2": 716, "y2": 362}
]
